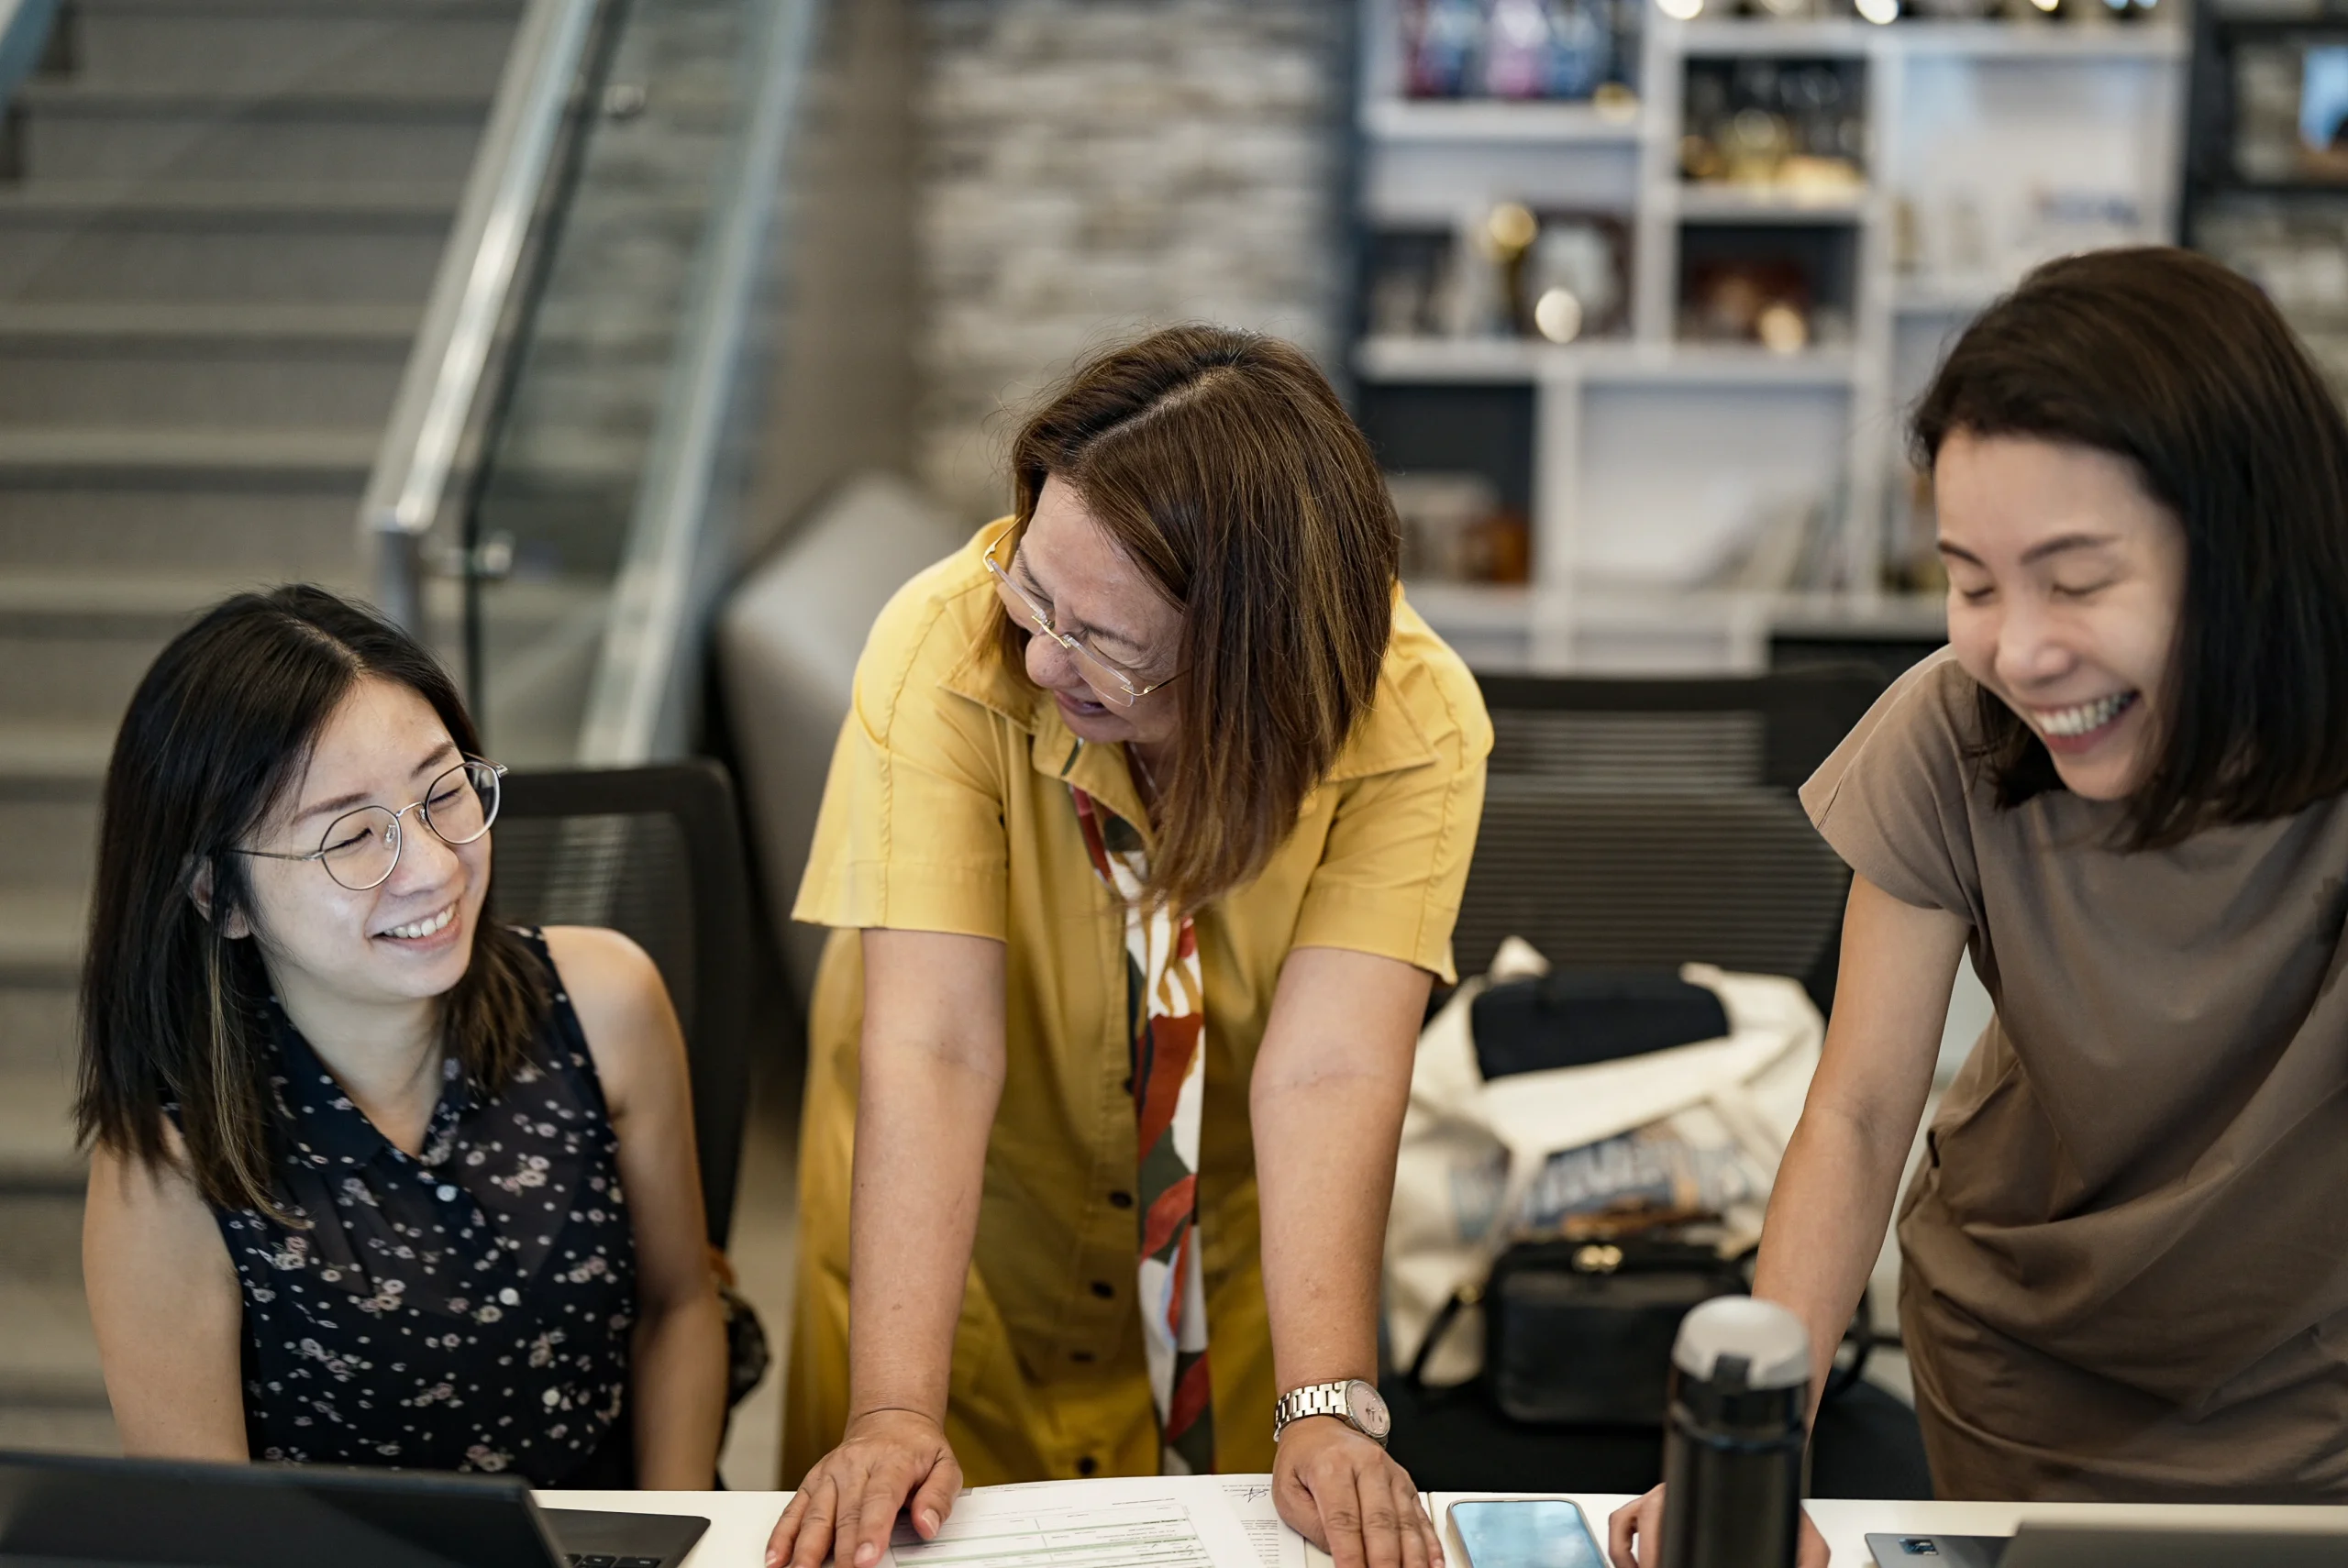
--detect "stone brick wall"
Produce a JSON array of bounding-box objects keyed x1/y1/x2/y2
[{"x1": 915, "y1": 0, "x2": 1349, "y2": 524}]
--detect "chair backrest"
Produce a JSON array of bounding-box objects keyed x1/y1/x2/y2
[
  {"x1": 719, "y1": 473, "x2": 967, "y2": 1010},
  {"x1": 1458, "y1": 668, "x2": 1889, "y2": 1013},
  {"x1": 491, "y1": 760, "x2": 754, "y2": 1248}
]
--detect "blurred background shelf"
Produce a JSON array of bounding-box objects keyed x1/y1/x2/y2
[
  {"x1": 1357, "y1": 334, "x2": 1856, "y2": 383},
  {"x1": 1363, "y1": 96, "x2": 1644, "y2": 142},
  {"x1": 1356, "y1": 0, "x2": 2187, "y2": 674},
  {"x1": 1668, "y1": 184, "x2": 1871, "y2": 221},
  {"x1": 1676, "y1": 17, "x2": 2188, "y2": 62}
]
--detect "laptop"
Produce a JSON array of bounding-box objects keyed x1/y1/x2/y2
[
  {"x1": 1870, "y1": 1522, "x2": 2348, "y2": 1568},
  {"x1": 0, "y1": 1450, "x2": 709, "y2": 1568}
]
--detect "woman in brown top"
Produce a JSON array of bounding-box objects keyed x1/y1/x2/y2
[{"x1": 1614, "y1": 248, "x2": 2348, "y2": 1565}]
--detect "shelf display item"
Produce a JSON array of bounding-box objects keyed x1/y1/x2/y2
[
  {"x1": 1893, "y1": 182, "x2": 2143, "y2": 282},
  {"x1": 1904, "y1": 0, "x2": 2154, "y2": 17},
  {"x1": 1401, "y1": 0, "x2": 1639, "y2": 102},
  {"x1": 2229, "y1": 37, "x2": 2348, "y2": 185},
  {"x1": 1689, "y1": 488, "x2": 1846, "y2": 595},
  {"x1": 1680, "y1": 57, "x2": 1866, "y2": 191},
  {"x1": 1885, "y1": 468, "x2": 1948, "y2": 598},
  {"x1": 1368, "y1": 209, "x2": 1631, "y2": 344},
  {"x1": 2192, "y1": 194, "x2": 2348, "y2": 400},
  {"x1": 1390, "y1": 471, "x2": 1533, "y2": 585},
  {"x1": 1684, "y1": 256, "x2": 1815, "y2": 350},
  {"x1": 1898, "y1": 187, "x2": 1991, "y2": 277},
  {"x1": 1405, "y1": 0, "x2": 1487, "y2": 96},
  {"x1": 2016, "y1": 187, "x2": 2145, "y2": 262},
  {"x1": 1678, "y1": 223, "x2": 1854, "y2": 351},
  {"x1": 1479, "y1": 204, "x2": 1632, "y2": 341},
  {"x1": 1368, "y1": 229, "x2": 1459, "y2": 338},
  {"x1": 1441, "y1": 202, "x2": 1542, "y2": 337},
  {"x1": 2190, "y1": 12, "x2": 2348, "y2": 404},
  {"x1": 1523, "y1": 215, "x2": 1631, "y2": 342}
]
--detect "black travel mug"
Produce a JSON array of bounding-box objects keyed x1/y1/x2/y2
[{"x1": 1656, "y1": 1296, "x2": 1810, "y2": 1568}]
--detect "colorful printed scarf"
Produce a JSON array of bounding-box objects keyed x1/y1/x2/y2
[{"x1": 1070, "y1": 781, "x2": 1214, "y2": 1474}]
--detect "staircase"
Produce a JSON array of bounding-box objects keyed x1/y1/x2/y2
[{"x1": 0, "y1": 0, "x2": 524, "y2": 1452}]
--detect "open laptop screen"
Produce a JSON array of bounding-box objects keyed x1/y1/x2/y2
[{"x1": 0, "y1": 1451, "x2": 705, "y2": 1568}]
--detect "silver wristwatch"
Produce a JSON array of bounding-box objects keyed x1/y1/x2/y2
[{"x1": 1273, "y1": 1378, "x2": 1391, "y2": 1448}]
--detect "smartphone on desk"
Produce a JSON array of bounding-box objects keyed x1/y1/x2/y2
[{"x1": 1450, "y1": 1499, "x2": 1606, "y2": 1568}]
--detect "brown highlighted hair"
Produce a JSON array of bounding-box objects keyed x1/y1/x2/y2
[
  {"x1": 78, "y1": 585, "x2": 547, "y2": 1216},
  {"x1": 1911, "y1": 246, "x2": 2348, "y2": 846},
  {"x1": 1003, "y1": 326, "x2": 1400, "y2": 913}
]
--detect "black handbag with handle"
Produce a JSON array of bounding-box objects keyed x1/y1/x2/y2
[
  {"x1": 1406, "y1": 1231, "x2": 1870, "y2": 1428},
  {"x1": 1397, "y1": 960, "x2": 1862, "y2": 1430}
]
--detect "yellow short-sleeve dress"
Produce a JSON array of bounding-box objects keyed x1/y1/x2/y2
[{"x1": 782, "y1": 519, "x2": 1491, "y2": 1484}]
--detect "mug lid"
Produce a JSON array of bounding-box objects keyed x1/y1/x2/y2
[{"x1": 1670, "y1": 1296, "x2": 1810, "y2": 1390}]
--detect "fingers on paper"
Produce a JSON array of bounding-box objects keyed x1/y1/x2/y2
[
  {"x1": 1314, "y1": 1463, "x2": 1370, "y2": 1568},
  {"x1": 1360, "y1": 1466, "x2": 1412, "y2": 1568},
  {"x1": 847, "y1": 1460, "x2": 915, "y2": 1568},
  {"x1": 1391, "y1": 1470, "x2": 1440, "y2": 1568},
  {"x1": 779, "y1": 1474, "x2": 838, "y2": 1568},
  {"x1": 908, "y1": 1451, "x2": 960, "y2": 1539}
]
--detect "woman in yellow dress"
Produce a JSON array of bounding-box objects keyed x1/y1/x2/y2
[{"x1": 766, "y1": 326, "x2": 1490, "y2": 1568}]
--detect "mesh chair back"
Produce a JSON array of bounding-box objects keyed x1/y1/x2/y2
[
  {"x1": 1457, "y1": 670, "x2": 1888, "y2": 1010},
  {"x1": 491, "y1": 761, "x2": 754, "y2": 1248}
]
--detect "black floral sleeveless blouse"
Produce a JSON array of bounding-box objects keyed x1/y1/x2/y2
[{"x1": 212, "y1": 929, "x2": 636, "y2": 1485}]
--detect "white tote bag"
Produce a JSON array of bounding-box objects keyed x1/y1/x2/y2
[{"x1": 1385, "y1": 938, "x2": 1823, "y2": 1386}]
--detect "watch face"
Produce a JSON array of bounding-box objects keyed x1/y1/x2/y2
[{"x1": 1346, "y1": 1380, "x2": 1391, "y2": 1440}]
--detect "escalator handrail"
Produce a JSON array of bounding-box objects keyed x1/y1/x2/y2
[
  {"x1": 358, "y1": 0, "x2": 604, "y2": 634},
  {"x1": 575, "y1": 0, "x2": 825, "y2": 764}
]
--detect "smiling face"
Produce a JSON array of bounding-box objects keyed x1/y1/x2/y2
[
  {"x1": 1008, "y1": 474, "x2": 1186, "y2": 753},
  {"x1": 228, "y1": 675, "x2": 491, "y2": 1028},
  {"x1": 1936, "y1": 429, "x2": 2189, "y2": 801}
]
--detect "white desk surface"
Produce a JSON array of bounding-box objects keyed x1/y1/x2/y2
[{"x1": 545, "y1": 1487, "x2": 2348, "y2": 1566}]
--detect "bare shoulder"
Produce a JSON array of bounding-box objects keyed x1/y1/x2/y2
[
  {"x1": 88, "y1": 1119, "x2": 196, "y2": 1207},
  {"x1": 538, "y1": 926, "x2": 683, "y2": 1110},
  {"x1": 84, "y1": 1130, "x2": 233, "y2": 1280},
  {"x1": 541, "y1": 923, "x2": 664, "y2": 1007}
]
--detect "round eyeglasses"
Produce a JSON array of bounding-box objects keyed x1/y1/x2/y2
[
  {"x1": 235, "y1": 758, "x2": 506, "y2": 892},
  {"x1": 982, "y1": 533, "x2": 1179, "y2": 710}
]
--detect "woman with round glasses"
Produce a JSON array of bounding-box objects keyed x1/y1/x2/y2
[
  {"x1": 77, "y1": 585, "x2": 727, "y2": 1487},
  {"x1": 769, "y1": 326, "x2": 1490, "y2": 1568}
]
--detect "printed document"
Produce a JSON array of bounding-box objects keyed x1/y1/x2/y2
[
  {"x1": 882, "y1": 1475, "x2": 1259, "y2": 1568},
  {"x1": 878, "y1": 1474, "x2": 1369, "y2": 1568},
  {"x1": 1220, "y1": 1478, "x2": 1308, "y2": 1568}
]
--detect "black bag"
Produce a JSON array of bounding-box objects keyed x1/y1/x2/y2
[
  {"x1": 1406, "y1": 1232, "x2": 1869, "y2": 1429},
  {"x1": 1470, "y1": 970, "x2": 1733, "y2": 1080}
]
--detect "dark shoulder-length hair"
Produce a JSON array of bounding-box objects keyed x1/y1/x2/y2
[
  {"x1": 78, "y1": 584, "x2": 547, "y2": 1214},
  {"x1": 1001, "y1": 325, "x2": 1400, "y2": 914},
  {"x1": 1911, "y1": 245, "x2": 2348, "y2": 846}
]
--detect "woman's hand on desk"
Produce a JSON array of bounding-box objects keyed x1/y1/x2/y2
[
  {"x1": 1605, "y1": 1486, "x2": 1827, "y2": 1568},
  {"x1": 1274, "y1": 1418, "x2": 1445, "y2": 1568},
  {"x1": 766, "y1": 1408, "x2": 961, "y2": 1568}
]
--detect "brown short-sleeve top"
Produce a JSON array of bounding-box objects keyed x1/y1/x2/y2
[{"x1": 1803, "y1": 648, "x2": 2348, "y2": 1502}]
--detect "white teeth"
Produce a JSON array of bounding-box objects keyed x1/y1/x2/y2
[
  {"x1": 2035, "y1": 692, "x2": 2132, "y2": 737},
  {"x1": 384, "y1": 905, "x2": 454, "y2": 941}
]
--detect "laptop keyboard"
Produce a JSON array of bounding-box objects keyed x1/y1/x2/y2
[{"x1": 564, "y1": 1557, "x2": 664, "y2": 1566}]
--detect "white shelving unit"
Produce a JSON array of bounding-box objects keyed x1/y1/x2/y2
[{"x1": 1357, "y1": 3, "x2": 2188, "y2": 672}]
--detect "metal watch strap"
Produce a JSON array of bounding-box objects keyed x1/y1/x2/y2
[{"x1": 1274, "y1": 1380, "x2": 1356, "y2": 1441}]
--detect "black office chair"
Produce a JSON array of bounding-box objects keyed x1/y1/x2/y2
[
  {"x1": 490, "y1": 760, "x2": 755, "y2": 1251},
  {"x1": 1385, "y1": 667, "x2": 1936, "y2": 1499},
  {"x1": 1455, "y1": 667, "x2": 1888, "y2": 1016}
]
